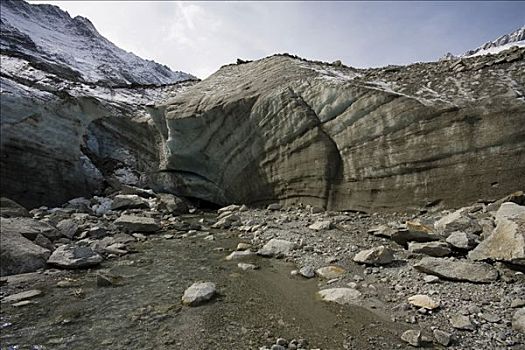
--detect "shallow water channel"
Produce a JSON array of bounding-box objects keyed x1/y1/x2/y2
[{"x1": 1, "y1": 214, "x2": 409, "y2": 349}]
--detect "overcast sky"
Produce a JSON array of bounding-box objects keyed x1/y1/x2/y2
[{"x1": 33, "y1": 1, "x2": 525, "y2": 79}]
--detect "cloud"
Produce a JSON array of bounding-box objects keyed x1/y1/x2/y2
[{"x1": 30, "y1": 1, "x2": 525, "y2": 78}]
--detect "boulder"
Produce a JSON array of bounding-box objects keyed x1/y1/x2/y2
[
  {"x1": 257, "y1": 239, "x2": 295, "y2": 258},
  {"x1": 267, "y1": 203, "x2": 282, "y2": 211},
  {"x1": 317, "y1": 288, "x2": 362, "y2": 305},
  {"x1": 468, "y1": 217, "x2": 525, "y2": 266},
  {"x1": 353, "y1": 246, "x2": 394, "y2": 265},
  {"x1": 157, "y1": 193, "x2": 188, "y2": 214},
  {"x1": 450, "y1": 314, "x2": 476, "y2": 331},
  {"x1": 446, "y1": 231, "x2": 479, "y2": 250},
  {"x1": 512, "y1": 308, "x2": 525, "y2": 334},
  {"x1": 299, "y1": 266, "x2": 316, "y2": 278},
  {"x1": 408, "y1": 241, "x2": 451, "y2": 257},
  {"x1": 111, "y1": 194, "x2": 149, "y2": 210},
  {"x1": 47, "y1": 244, "x2": 103, "y2": 268},
  {"x1": 56, "y1": 219, "x2": 79, "y2": 239},
  {"x1": 308, "y1": 220, "x2": 332, "y2": 231},
  {"x1": 217, "y1": 204, "x2": 241, "y2": 214},
  {"x1": 182, "y1": 282, "x2": 216, "y2": 306},
  {"x1": 433, "y1": 329, "x2": 452, "y2": 346},
  {"x1": 434, "y1": 210, "x2": 481, "y2": 236},
  {"x1": 408, "y1": 294, "x2": 440, "y2": 310},
  {"x1": 0, "y1": 197, "x2": 30, "y2": 218},
  {"x1": 494, "y1": 202, "x2": 525, "y2": 222},
  {"x1": 401, "y1": 330, "x2": 422, "y2": 347},
  {"x1": 0, "y1": 217, "x2": 60, "y2": 241},
  {"x1": 2, "y1": 289, "x2": 42, "y2": 303},
  {"x1": 315, "y1": 265, "x2": 346, "y2": 279},
  {"x1": 414, "y1": 257, "x2": 498, "y2": 283},
  {"x1": 225, "y1": 250, "x2": 255, "y2": 261},
  {"x1": 0, "y1": 227, "x2": 51, "y2": 276},
  {"x1": 115, "y1": 215, "x2": 160, "y2": 233},
  {"x1": 391, "y1": 221, "x2": 439, "y2": 246}
]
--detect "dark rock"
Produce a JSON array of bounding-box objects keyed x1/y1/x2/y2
[{"x1": 0, "y1": 197, "x2": 30, "y2": 218}]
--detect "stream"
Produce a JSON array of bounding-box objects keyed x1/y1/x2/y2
[{"x1": 1, "y1": 214, "x2": 409, "y2": 349}]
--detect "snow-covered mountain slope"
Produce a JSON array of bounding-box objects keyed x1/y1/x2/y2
[
  {"x1": 0, "y1": 0, "x2": 195, "y2": 86},
  {"x1": 463, "y1": 25, "x2": 525, "y2": 57}
]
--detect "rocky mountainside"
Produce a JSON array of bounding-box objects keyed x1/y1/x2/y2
[
  {"x1": 0, "y1": 0, "x2": 195, "y2": 85},
  {"x1": 0, "y1": 0, "x2": 198, "y2": 208},
  {"x1": 156, "y1": 48, "x2": 525, "y2": 211}
]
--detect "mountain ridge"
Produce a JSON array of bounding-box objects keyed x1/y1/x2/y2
[{"x1": 0, "y1": 0, "x2": 196, "y2": 86}]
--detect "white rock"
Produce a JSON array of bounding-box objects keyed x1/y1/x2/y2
[
  {"x1": 353, "y1": 246, "x2": 394, "y2": 265},
  {"x1": 225, "y1": 250, "x2": 255, "y2": 260},
  {"x1": 408, "y1": 294, "x2": 440, "y2": 310},
  {"x1": 181, "y1": 282, "x2": 216, "y2": 306},
  {"x1": 318, "y1": 288, "x2": 361, "y2": 305},
  {"x1": 257, "y1": 239, "x2": 295, "y2": 258},
  {"x1": 308, "y1": 220, "x2": 332, "y2": 231}
]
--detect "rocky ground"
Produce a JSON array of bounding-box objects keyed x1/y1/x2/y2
[{"x1": 1, "y1": 189, "x2": 524, "y2": 349}]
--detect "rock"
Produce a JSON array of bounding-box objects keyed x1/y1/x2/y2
[
  {"x1": 433, "y1": 329, "x2": 452, "y2": 346},
  {"x1": 96, "y1": 272, "x2": 123, "y2": 287},
  {"x1": 157, "y1": 193, "x2": 188, "y2": 214},
  {"x1": 92, "y1": 197, "x2": 113, "y2": 216},
  {"x1": 468, "y1": 215, "x2": 525, "y2": 266},
  {"x1": 2, "y1": 289, "x2": 42, "y2": 303},
  {"x1": 511, "y1": 299, "x2": 525, "y2": 308},
  {"x1": 407, "y1": 294, "x2": 440, "y2": 310},
  {"x1": 0, "y1": 197, "x2": 30, "y2": 217},
  {"x1": 423, "y1": 275, "x2": 440, "y2": 283},
  {"x1": 119, "y1": 185, "x2": 156, "y2": 198},
  {"x1": 401, "y1": 329, "x2": 422, "y2": 347},
  {"x1": 299, "y1": 266, "x2": 316, "y2": 278},
  {"x1": 237, "y1": 263, "x2": 258, "y2": 271},
  {"x1": 111, "y1": 194, "x2": 149, "y2": 210},
  {"x1": 480, "y1": 312, "x2": 500, "y2": 323},
  {"x1": 0, "y1": 224, "x2": 51, "y2": 276},
  {"x1": 115, "y1": 215, "x2": 160, "y2": 233},
  {"x1": 47, "y1": 244, "x2": 103, "y2": 268},
  {"x1": 494, "y1": 202, "x2": 525, "y2": 222},
  {"x1": 512, "y1": 308, "x2": 525, "y2": 334},
  {"x1": 391, "y1": 223, "x2": 439, "y2": 246},
  {"x1": 414, "y1": 257, "x2": 498, "y2": 283},
  {"x1": 308, "y1": 220, "x2": 332, "y2": 231},
  {"x1": 1, "y1": 217, "x2": 60, "y2": 241},
  {"x1": 434, "y1": 209, "x2": 481, "y2": 235},
  {"x1": 34, "y1": 233, "x2": 54, "y2": 251},
  {"x1": 408, "y1": 241, "x2": 451, "y2": 257},
  {"x1": 217, "y1": 204, "x2": 241, "y2": 214},
  {"x1": 317, "y1": 288, "x2": 362, "y2": 305},
  {"x1": 446, "y1": 231, "x2": 478, "y2": 250},
  {"x1": 87, "y1": 226, "x2": 108, "y2": 238},
  {"x1": 56, "y1": 219, "x2": 79, "y2": 239},
  {"x1": 267, "y1": 203, "x2": 282, "y2": 211},
  {"x1": 211, "y1": 213, "x2": 240, "y2": 229},
  {"x1": 181, "y1": 282, "x2": 216, "y2": 306},
  {"x1": 353, "y1": 246, "x2": 394, "y2": 265},
  {"x1": 236, "y1": 242, "x2": 252, "y2": 251},
  {"x1": 450, "y1": 314, "x2": 476, "y2": 331},
  {"x1": 257, "y1": 239, "x2": 295, "y2": 258},
  {"x1": 368, "y1": 225, "x2": 395, "y2": 238},
  {"x1": 225, "y1": 250, "x2": 255, "y2": 260},
  {"x1": 315, "y1": 266, "x2": 346, "y2": 279}
]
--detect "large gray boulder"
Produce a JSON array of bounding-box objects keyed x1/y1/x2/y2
[
  {"x1": 468, "y1": 215, "x2": 525, "y2": 266},
  {"x1": 414, "y1": 257, "x2": 498, "y2": 283},
  {"x1": 0, "y1": 224, "x2": 51, "y2": 276},
  {"x1": 0, "y1": 197, "x2": 30, "y2": 218},
  {"x1": 111, "y1": 195, "x2": 149, "y2": 210},
  {"x1": 0, "y1": 217, "x2": 60, "y2": 241},
  {"x1": 157, "y1": 193, "x2": 188, "y2": 214},
  {"x1": 114, "y1": 215, "x2": 160, "y2": 233},
  {"x1": 47, "y1": 244, "x2": 103, "y2": 269},
  {"x1": 257, "y1": 239, "x2": 296, "y2": 258}
]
